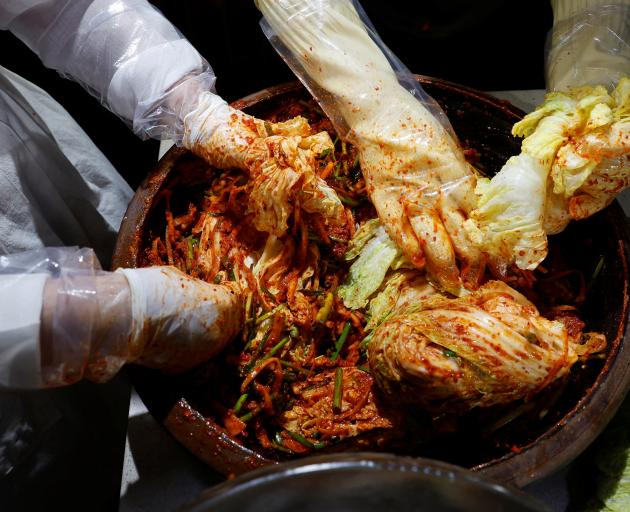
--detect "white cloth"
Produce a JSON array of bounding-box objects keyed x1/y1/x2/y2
[
  {"x1": 0, "y1": 65, "x2": 133, "y2": 264},
  {"x1": 0, "y1": 273, "x2": 46, "y2": 388}
]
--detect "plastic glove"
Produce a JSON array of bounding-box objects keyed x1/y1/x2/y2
[
  {"x1": 0, "y1": 0, "x2": 214, "y2": 141},
  {"x1": 256, "y1": 0, "x2": 484, "y2": 295},
  {"x1": 466, "y1": 1, "x2": 629, "y2": 273},
  {"x1": 0, "y1": 248, "x2": 243, "y2": 388},
  {"x1": 1, "y1": 1, "x2": 345, "y2": 236},
  {"x1": 181, "y1": 91, "x2": 345, "y2": 236}
]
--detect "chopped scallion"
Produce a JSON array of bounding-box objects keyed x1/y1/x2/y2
[
  {"x1": 333, "y1": 367, "x2": 343, "y2": 411},
  {"x1": 331, "y1": 322, "x2": 351, "y2": 361},
  {"x1": 339, "y1": 195, "x2": 360, "y2": 207},
  {"x1": 286, "y1": 430, "x2": 325, "y2": 450},
  {"x1": 264, "y1": 336, "x2": 291, "y2": 360},
  {"x1": 233, "y1": 393, "x2": 249, "y2": 415}
]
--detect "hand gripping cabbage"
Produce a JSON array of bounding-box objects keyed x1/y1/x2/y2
[
  {"x1": 255, "y1": 0, "x2": 483, "y2": 295},
  {"x1": 368, "y1": 280, "x2": 604, "y2": 414},
  {"x1": 466, "y1": 3, "x2": 630, "y2": 272},
  {"x1": 467, "y1": 79, "x2": 629, "y2": 271},
  {"x1": 182, "y1": 92, "x2": 344, "y2": 236}
]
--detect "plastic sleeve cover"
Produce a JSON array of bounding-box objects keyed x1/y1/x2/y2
[
  {"x1": 0, "y1": 0, "x2": 216, "y2": 141},
  {"x1": 0, "y1": 247, "x2": 101, "y2": 388},
  {"x1": 547, "y1": 1, "x2": 630, "y2": 91}
]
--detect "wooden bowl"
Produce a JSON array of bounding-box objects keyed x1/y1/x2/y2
[{"x1": 113, "y1": 77, "x2": 630, "y2": 487}]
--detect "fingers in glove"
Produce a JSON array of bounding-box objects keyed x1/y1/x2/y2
[
  {"x1": 439, "y1": 197, "x2": 486, "y2": 290},
  {"x1": 404, "y1": 199, "x2": 462, "y2": 296},
  {"x1": 371, "y1": 189, "x2": 426, "y2": 269}
]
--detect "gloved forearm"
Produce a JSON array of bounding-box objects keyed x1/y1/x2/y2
[
  {"x1": 547, "y1": 0, "x2": 630, "y2": 91},
  {"x1": 0, "y1": 0, "x2": 216, "y2": 141},
  {"x1": 0, "y1": 248, "x2": 243, "y2": 389},
  {"x1": 467, "y1": 0, "x2": 629, "y2": 274}
]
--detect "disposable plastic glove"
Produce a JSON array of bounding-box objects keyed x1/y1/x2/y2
[
  {"x1": 181, "y1": 91, "x2": 344, "y2": 236},
  {"x1": 0, "y1": 248, "x2": 243, "y2": 388},
  {"x1": 256, "y1": 0, "x2": 484, "y2": 295},
  {"x1": 466, "y1": 1, "x2": 629, "y2": 273}
]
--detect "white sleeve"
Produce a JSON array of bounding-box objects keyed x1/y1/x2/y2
[
  {"x1": 0, "y1": 0, "x2": 216, "y2": 141},
  {"x1": 0, "y1": 273, "x2": 47, "y2": 388}
]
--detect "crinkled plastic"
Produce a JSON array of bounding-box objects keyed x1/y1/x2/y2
[
  {"x1": 0, "y1": 0, "x2": 216, "y2": 141},
  {"x1": 0, "y1": 247, "x2": 245, "y2": 388},
  {"x1": 256, "y1": 0, "x2": 484, "y2": 295},
  {"x1": 547, "y1": 3, "x2": 630, "y2": 92},
  {"x1": 466, "y1": 3, "x2": 630, "y2": 273},
  {"x1": 0, "y1": 247, "x2": 131, "y2": 388}
]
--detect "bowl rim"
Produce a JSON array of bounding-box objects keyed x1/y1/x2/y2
[
  {"x1": 113, "y1": 76, "x2": 630, "y2": 488},
  {"x1": 180, "y1": 452, "x2": 551, "y2": 512}
]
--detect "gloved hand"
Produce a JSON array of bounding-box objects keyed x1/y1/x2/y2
[
  {"x1": 256, "y1": 0, "x2": 484, "y2": 295},
  {"x1": 181, "y1": 91, "x2": 344, "y2": 236},
  {"x1": 1, "y1": 0, "x2": 345, "y2": 238},
  {"x1": 466, "y1": 0, "x2": 629, "y2": 274},
  {"x1": 0, "y1": 248, "x2": 243, "y2": 388}
]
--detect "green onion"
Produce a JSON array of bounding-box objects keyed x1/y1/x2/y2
[
  {"x1": 443, "y1": 349, "x2": 457, "y2": 358},
  {"x1": 246, "y1": 330, "x2": 272, "y2": 371},
  {"x1": 352, "y1": 154, "x2": 360, "y2": 169},
  {"x1": 254, "y1": 303, "x2": 284, "y2": 326},
  {"x1": 328, "y1": 234, "x2": 347, "y2": 243},
  {"x1": 339, "y1": 194, "x2": 360, "y2": 207},
  {"x1": 587, "y1": 255, "x2": 605, "y2": 290},
  {"x1": 264, "y1": 336, "x2": 291, "y2": 360},
  {"x1": 333, "y1": 367, "x2": 343, "y2": 411},
  {"x1": 286, "y1": 430, "x2": 325, "y2": 450},
  {"x1": 341, "y1": 140, "x2": 347, "y2": 155},
  {"x1": 264, "y1": 121, "x2": 274, "y2": 136},
  {"x1": 333, "y1": 161, "x2": 342, "y2": 177},
  {"x1": 208, "y1": 211, "x2": 226, "y2": 217},
  {"x1": 357, "y1": 365, "x2": 370, "y2": 373},
  {"x1": 319, "y1": 148, "x2": 332, "y2": 159},
  {"x1": 244, "y1": 292, "x2": 254, "y2": 323},
  {"x1": 315, "y1": 292, "x2": 334, "y2": 323},
  {"x1": 233, "y1": 393, "x2": 249, "y2": 415},
  {"x1": 272, "y1": 432, "x2": 296, "y2": 454},
  {"x1": 239, "y1": 408, "x2": 260, "y2": 422},
  {"x1": 331, "y1": 322, "x2": 351, "y2": 361}
]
